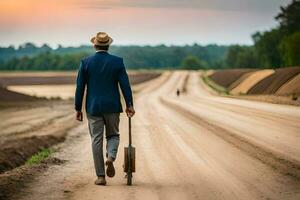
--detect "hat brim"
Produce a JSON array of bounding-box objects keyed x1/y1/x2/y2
[{"x1": 91, "y1": 37, "x2": 113, "y2": 46}]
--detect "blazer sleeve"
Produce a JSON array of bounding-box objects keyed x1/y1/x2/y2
[
  {"x1": 118, "y1": 59, "x2": 133, "y2": 107},
  {"x1": 75, "y1": 60, "x2": 87, "y2": 111}
]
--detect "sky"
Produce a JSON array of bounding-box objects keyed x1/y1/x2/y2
[{"x1": 0, "y1": 0, "x2": 292, "y2": 47}]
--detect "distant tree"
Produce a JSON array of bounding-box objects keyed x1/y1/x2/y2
[
  {"x1": 252, "y1": 29, "x2": 283, "y2": 68},
  {"x1": 40, "y1": 44, "x2": 52, "y2": 51},
  {"x1": 181, "y1": 55, "x2": 207, "y2": 70},
  {"x1": 276, "y1": 0, "x2": 300, "y2": 34},
  {"x1": 226, "y1": 45, "x2": 244, "y2": 68},
  {"x1": 226, "y1": 45, "x2": 259, "y2": 68},
  {"x1": 235, "y1": 48, "x2": 258, "y2": 68},
  {"x1": 18, "y1": 42, "x2": 37, "y2": 51},
  {"x1": 279, "y1": 32, "x2": 300, "y2": 66}
]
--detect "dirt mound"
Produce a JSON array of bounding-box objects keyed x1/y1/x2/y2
[
  {"x1": 129, "y1": 72, "x2": 161, "y2": 85},
  {"x1": 205, "y1": 70, "x2": 215, "y2": 77},
  {"x1": 0, "y1": 156, "x2": 66, "y2": 200},
  {"x1": 276, "y1": 74, "x2": 300, "y2": 96},
  {"x1": 0, "y1": 86, "x2": 39, "y2": 102},
  {"x1": 0, "y1": 75, "x2": 76, "y2": 86},
  {"x1": 0, "y1": 135, "x2": 65, "y2": 174},
  {"x1": 209, "y1": 69, "x2": 256, "y2": 88},
  {"x1": 0, "y1": 72, "x2": 161, "y2": 86},
  {"x1": 228, "y1": 72, "x2": 253, "y2": 90},
  {"x1": 248, "y1": 67, "x2": 300, "y2": 95},
  {"x1": 230, "y1": 70, "x2": 274, "y2": 95}
]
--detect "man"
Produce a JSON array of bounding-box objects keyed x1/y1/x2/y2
[{"x1": 75, "y1": 32, "x2": 135, "y2": 186}]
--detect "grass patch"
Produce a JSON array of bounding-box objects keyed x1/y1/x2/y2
[
  {"x1": 201, "y1": 73, "x2": 229, "y2": 95},
  {"x1": 26, "y1": 148, "x2": 52, "y2": 165}
]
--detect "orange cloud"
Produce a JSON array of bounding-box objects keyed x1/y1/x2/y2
[{"x1": 0, "y1": 0, "x2": 75, "y2": 26}]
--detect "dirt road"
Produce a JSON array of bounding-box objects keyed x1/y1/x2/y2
[{"x1": 14, "y1": 71, "x2": 300, "y2": 200}]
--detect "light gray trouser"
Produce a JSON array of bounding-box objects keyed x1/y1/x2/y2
[{"x1": 87, "y1": 113, "x2": 120, "y2": 177}]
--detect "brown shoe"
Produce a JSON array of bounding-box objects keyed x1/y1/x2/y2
[
  {"x1": 106, "y1": 159, "x2": 115, "y2": 178},
  {"x1": 94, "y1": 177, "x2": 106, "y2": 185}
]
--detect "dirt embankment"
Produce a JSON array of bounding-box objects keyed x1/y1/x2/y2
[
  {"x1": 0, "y1": 86, "x2": 40, "y2": 102},
  {"x1": 248, "y1": 67, "x2": 300, "y2": 95},
  {"x1": 0, "y1": 102, "x2": 77, "y2": 173},
  {"x1": 276, "y1": 74, "x2": 300, "y2": 96},
  {"x1": 129, "y1": 72, "x2": 161, "y2": 85},
  {"x1": 208, "y1": 69, "x2": 256, "y2": 88},
  {"x1": 0, "y1": 71, "x2": 161, "y2": 86},
  {"x1": 0, "y1": 76, "x2": 76, "y2": 86},
  {"x1": 0, "y1": 100, "x2": 77, "y2": 200},
  {"x1": 0, "y1": 135, "x2": 64, "y2": 174},
  {"x1": 230, "y1": 70, "x2": 275, "y2": 95},
  {"x1": 206, "y1": 67, "x2": 300, "y2": 105}
]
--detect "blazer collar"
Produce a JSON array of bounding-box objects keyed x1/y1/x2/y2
[{"x1": 95, "y1": 50, "x2": 108, "y2": 54}]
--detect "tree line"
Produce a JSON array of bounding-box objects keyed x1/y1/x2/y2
[{"x1": 0, "y1": 44, "x2": 228, "y2": 70}]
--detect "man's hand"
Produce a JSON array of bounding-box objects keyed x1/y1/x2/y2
[
  {"x1": 126, "y1": 106, "x2": 135, "y2": 118},
  {"x1": 76, "y1": 111, "x2": 83, "y2": 121}
]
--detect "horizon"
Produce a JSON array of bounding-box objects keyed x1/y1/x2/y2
[
  {"x1": 1, "y1": 42, "x2": 242, "y2": 49},
  {"x1": 0, "y1": 0, "x2": 291, "y2": 48}
]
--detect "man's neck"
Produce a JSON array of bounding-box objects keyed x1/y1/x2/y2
[{"x1": 96, "y1": 50, "x2": 108, "y2": 53}]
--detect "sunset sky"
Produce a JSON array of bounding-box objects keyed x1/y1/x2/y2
[{"x1": 0, "y1": 0, "x2": 291, "y2": 47}]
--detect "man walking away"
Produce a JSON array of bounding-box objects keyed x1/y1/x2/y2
[
  {"x1": 75, "y1": 32, "x2": 135, "y2": 186},
  {"x1": 176, "y1": 89, "x2": 180, "y2": 97}
]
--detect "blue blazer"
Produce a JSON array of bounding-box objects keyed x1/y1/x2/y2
[{"x1": 75, "y1": 51, "x2": 133, "y2": 116}]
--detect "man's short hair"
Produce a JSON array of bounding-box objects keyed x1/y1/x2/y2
[{"x1": 94, "y1": 45, "x2": 109, "y2": 51}]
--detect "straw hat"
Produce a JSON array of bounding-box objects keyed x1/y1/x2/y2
[{"x1": 91, "y1": 32, "x2": 113, "y2": 46}]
